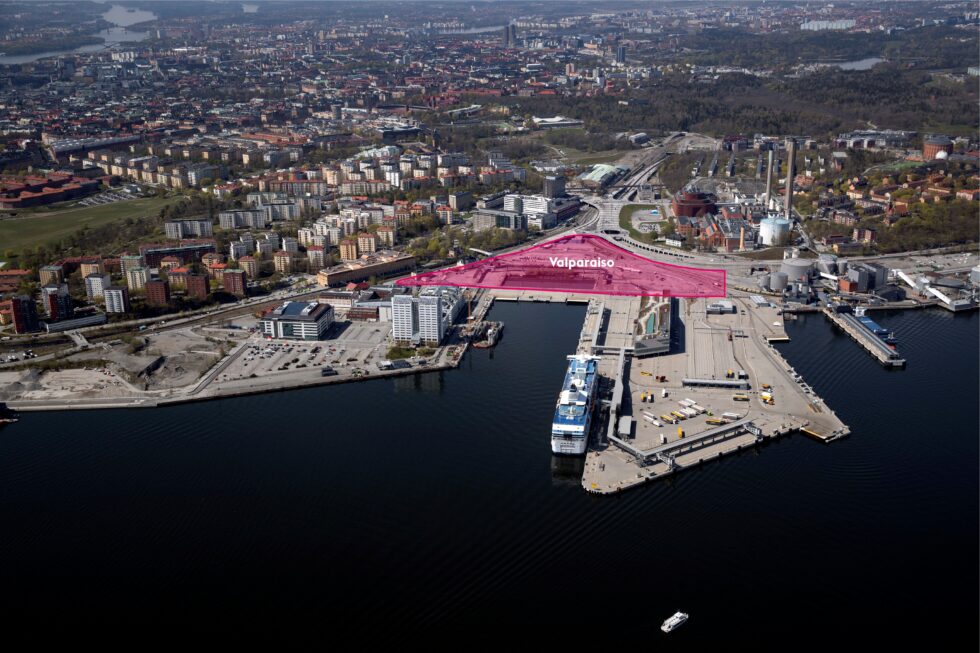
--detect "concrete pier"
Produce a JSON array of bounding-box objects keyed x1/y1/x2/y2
[
  {"x1": 822, "y1": 309, "x2": 906, "y2": 367},
  {"x1": 581, "y1": 296, "x2": 851, "y2": 495}
]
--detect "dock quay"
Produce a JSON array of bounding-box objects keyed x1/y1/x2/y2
[
  {"x1": 588, "y1": 415, "x2": 811, "y2": 494},
  {"x1": 822, "y1": 308, "x2": 906, "y2": 368},
  {"x1": 580, "y1": 296, "x2": 851, "y2": 495}
]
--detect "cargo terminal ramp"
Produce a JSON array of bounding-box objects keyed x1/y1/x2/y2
[{"x1": 397, "y1": 234, "x2": 726, "y2": 297}]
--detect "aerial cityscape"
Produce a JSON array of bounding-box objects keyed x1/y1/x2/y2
[{"x1": 0, "y1": 0, "x2": 977, "y2": 639}]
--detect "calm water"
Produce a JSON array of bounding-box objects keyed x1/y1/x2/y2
[
  {"x1": 101, "y1": 5, "x2": 157, "y2": 28},
  {"x1": 0, "y1": 5, "x2": 153, "y2": 65},
  {"x1": 838, "y1": 57, "x2": 885, "y2": 70},
  {"x1": 0, "y1": 304, "x2": 976, "y2": 641},
  {"x1": 814, "y1": 57, "x2": 886, "y2": 71}
]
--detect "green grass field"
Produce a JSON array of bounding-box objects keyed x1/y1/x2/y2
[
  {"x1": 618, "y1": 204, "x2": 661, "y2": 238},
  {"x1": 568, "y1": 150, "x2": 623, "y2": 166},
  {"x1": 0, "y1": 196, "x2": 181, "y2": 253}
]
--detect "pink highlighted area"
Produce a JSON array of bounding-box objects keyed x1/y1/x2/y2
[{"x1": 397, "y1": 233, "x2": 726, "y2": 297}]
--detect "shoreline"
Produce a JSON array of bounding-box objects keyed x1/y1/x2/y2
[
  {"x1": 3, "y1": 298, "x2": 969, "y2": 414},
  {"x1": 6, "y1": 357, "x2": 459, "y2": 412}
]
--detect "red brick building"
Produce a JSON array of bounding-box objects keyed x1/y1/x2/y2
[
  {"x1": 145, "y1": 279, "x2": 171, "y2": 306},
  {"x1": 670, "y1": 192, "x2": 716, "y2": 218},
  {"x1": 222, "y1": 269, "x2": 246, "y2": 297},
  {"x1": 0, "y1": 174, "x2": 100, "y2": 209},
  {"x1": 1, "y1": 296, "x2": 40, "y2": 333},
  {"x1": 922, "y1": 136, "x2": 953, "y2": 160},
  {"x1": 186, "y1": 273, "x2": 210, "y2": 300}
]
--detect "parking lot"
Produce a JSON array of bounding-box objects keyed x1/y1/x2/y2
[
  {"x1": 217, "y1": 321, "x2": 394, "y2": 382},
  {"x1": 75, "y1": 190, "x2": 139, "y2": 207}
]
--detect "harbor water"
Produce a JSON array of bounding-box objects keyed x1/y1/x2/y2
[
  {"x1": 0, "y1": 304, "x2": 976, "y2": 642},
  {"x1": 0, "y1": 5, "x2": 153, "y2": 65}
]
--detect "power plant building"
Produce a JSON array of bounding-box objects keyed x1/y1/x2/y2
[{"x1": 758, "y1": 217, "x2": 792, "y2": 246}]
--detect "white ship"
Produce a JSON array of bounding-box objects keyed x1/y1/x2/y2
[
  {"x1": 551, "y1": 354, "x2": 600, "y2": 455},
  {"x1": 661, "y1": 611, "x2": 688, "y2": 633}
]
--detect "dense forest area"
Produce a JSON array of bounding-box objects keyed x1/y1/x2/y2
[
  {"x1": 406, "y1": 226, "x2": 526, "y2": 264},
  {"x1": 494, "y1": 64, "x2": 978, "y2": 138},
  {"x1": 680, "y1": 25, "x2": 977, "y2": 71},
  {"x1": 803, "y1": 199, "x2": 977, "y2": 253},
  {"x1": 874, "y1": 200, "x2": 978, "y2": 252}
]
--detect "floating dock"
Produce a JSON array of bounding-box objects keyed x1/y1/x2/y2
[{"x1": 822, "y1": 309, "x2": 905, "y2": 367}]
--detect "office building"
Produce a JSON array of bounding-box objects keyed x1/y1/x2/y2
[
  {"x1": 543, "y1": 176, "x2": 566, "y2": 199},
  {"x1": 615, "y1": 44, "x2": 626, "y2": 64},
  {"x1": 40, "y1": 313, "x2": 107, "y2": 333},
  {"x1": 316, "y1": 252, "x2": 416, "y2": 287},
  {"x1": 104, "y1": 286, "x2": 131, "y2": 313},
  {"x1": 471, "y1": 209, "x2": 527, "y2": 232},
  {"x1": 145, "y1": 279, "x2": 171, "y2": 306},
  {"x1": 448, "y1": 191, "x2": 473, "y2": 211},
  {"x1": 259, "y1": 301, "x2": 334, "y2": 340}
]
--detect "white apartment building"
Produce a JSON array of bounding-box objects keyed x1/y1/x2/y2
[
  {"x1": 84, "y1": 273, "x2": 111, "y2": 299},
  {"x1": 126, "y1": 266, "x2": 148, "y2": 291},
  {"x1": 104, "y1": 286, "x2": 129, "y2": 313},
  {"x1": 391, "y1": 287, "x2": 463, "y2": 346},
  {"x1": 229, "y1": 241, "x2": 249, "y2": 260}
]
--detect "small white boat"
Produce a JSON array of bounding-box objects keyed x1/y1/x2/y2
[{"x1": 661, "y1": 611, "x2": 688, "y2": 633}]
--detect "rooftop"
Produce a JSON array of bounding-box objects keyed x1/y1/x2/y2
[{"x1": 266, "y1": 300, "x2": 332, "y2": 321}]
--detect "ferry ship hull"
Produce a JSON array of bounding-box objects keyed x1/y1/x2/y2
[
  {"x1": 551, "y1": 433, "x2": 589, "y2": 455},
  {"x1": 550, "y1": 354, "x2": 600, "y2": 456}
]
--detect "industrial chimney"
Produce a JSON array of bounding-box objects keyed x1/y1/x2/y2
[
  {"x1": 765, "y1": 149, "x2": 774, "y2": 210},
  {"x1": 784, "y1": 138, "x2": 797, "y2": 219}
]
